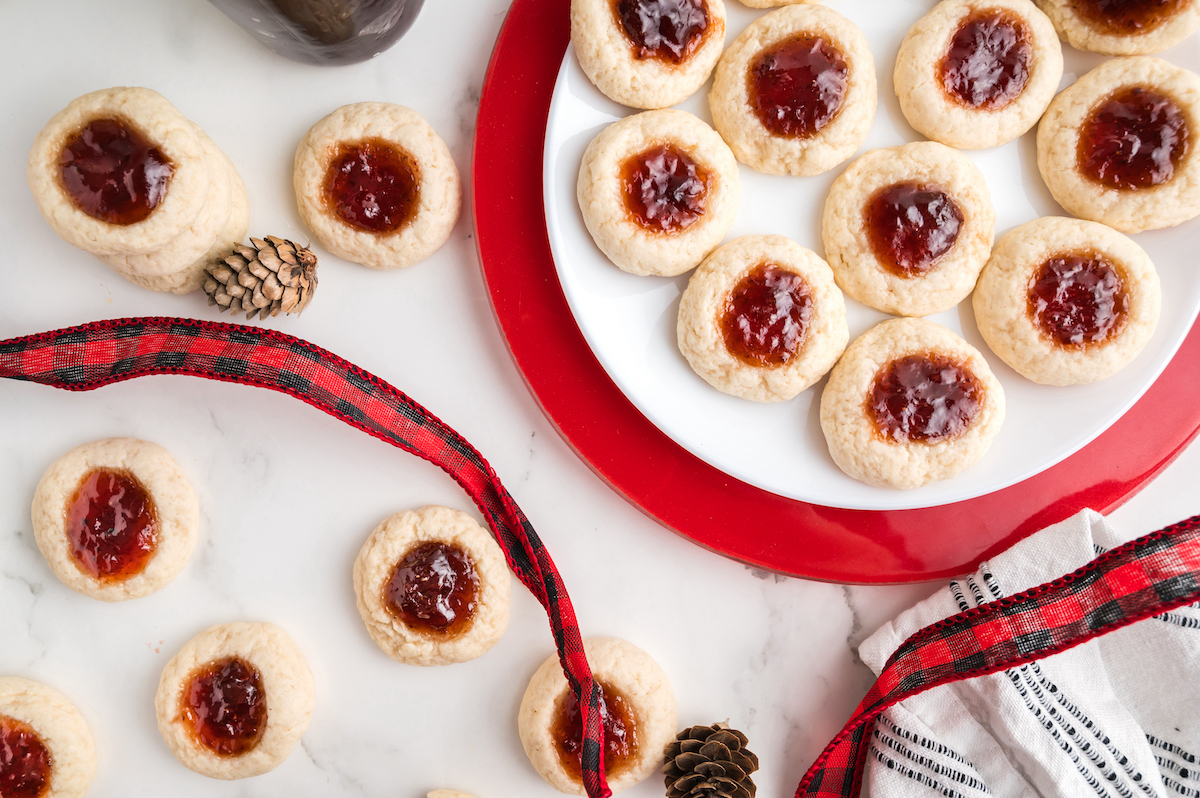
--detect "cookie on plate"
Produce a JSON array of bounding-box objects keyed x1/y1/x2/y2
[
  {"x1": 1037, "y1": 57, "x2": 1200, "y2": 233},
  {"x1": 895, "y1": 0, "x2": 1063, "y2": 150},
  {"x1": 820, "y1": 318, "x2": 1005, "y2": 490},
  {"x1": 571, "y1": 0, "x2": 727, "y2": 109},
  {"x1": 1034, "y1": 0, "x2": 1200, "y2": 55},
  {"x1": 578, "y1": 110, "x2": 741, "y2": 277},
  {"x1": 519, "y1": 637, "x2": 676, "y2": 795},
  {"x1": 973, "y1": 217, "x2": 1160, "y2": 385},
  {"x1": 822, "y1": 142, "x2": 995, "y2": 317},
  {"x1": 709, "y1": 5, "x2": 876, "y2": 176},
  {"x1": 677, "y1": 235, "x2": 848, "y2": 402},
  {"x1": 0, "y1": 677, "x2": 97, "y2": 798}
]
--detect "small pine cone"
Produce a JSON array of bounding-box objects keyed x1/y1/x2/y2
[
  {"x1": 663, "y1": 722, "x2": 759, "y2": 798},
  {"x1": 203, "y1": 236, "x2": 318, "y2": 321}
]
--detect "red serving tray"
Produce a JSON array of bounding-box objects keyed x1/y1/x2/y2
[{"x1": 471, "y1": 0, "x2": 1200, "y2": 584}]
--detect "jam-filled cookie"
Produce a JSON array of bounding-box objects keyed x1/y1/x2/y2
[
  {"x1": 155, "y1": 622, "x2": 315, "y2": 780},
  {"x1": 31, "y1": 438, "x2": 199, "y2": 603},
  {"x1": 895, "y1": 0, "x2": 1063, "y2": 150},
  {"x1": 822, "y1": 142, "x2": 996, "y2": 317},
  {"x1": 0, "y1": 677, "x2": 97, "y2": 798},
  {"x1": 820, "y1": 318, "x2": 1005, "y2": 489},
  {"x1": 1035, "y1": 0, "x2": 1200, "y2": 55},
  {"x1": 294, "y1": 102, "x2": 461, "y2": 270},
  {"x1": 577, "y1": 110, "x2": 741, "y2": 277},
  {"x1": 973, "y1": 217, "x2": 1160, "y2": 385},
  {"x1": 1037, "y1": 57, "x2": 1200, "y2": 232},
  {"x1": 353, "y1": 506, "x2": 511, "y2": 667},
  {"x1": 571, "y1": 0, "x2": 727, "y2": 109},
  {"x1": 677, "y1": 235, "x2": 848, "y2": 402},
  {"x1": 709, "y1": 5, "x2": 876, "y2": 176},
  {"x1": 519, "y1": 637, "x2": 677, "y2": 795}
]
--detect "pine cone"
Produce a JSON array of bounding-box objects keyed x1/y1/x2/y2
[
  {"x1": 203, "y1": 236, "x2": 317, "y2": 320},
  {"x1": 663, "y1": 722, "x2": 759, "y2": 798}
]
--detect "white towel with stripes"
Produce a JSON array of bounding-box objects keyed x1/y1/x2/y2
[{"x1": 858, "y1": 510, "x2": 1200, "y2": 798}]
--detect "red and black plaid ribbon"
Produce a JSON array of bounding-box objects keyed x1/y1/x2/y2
[{"x1": 0, "y1": 317, "x2": 614, "y2": 798}]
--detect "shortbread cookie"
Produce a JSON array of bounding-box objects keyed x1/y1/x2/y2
[
  {"x1": 354, "y1": 506, "x2": 510, "y2": 667},
  {"x1": 709, "y1": 5, "x2": 876, "y2": 176},
  {"x1": 155, "y1": 622, "x2": 315, "y2": 780},
  {"x1": 973, "y1": 217, "x2": 1160, "y2": 385},
  {"x1": 571, "y1": 0, "x2": 727, "y2": 109},
  {"x1": 31, "y1": 437, "x2": 199, "y2": 602},
  {"x1": 822, "y1": 142, "x2": 995, "y2": 316},
  {"x1": 27, "y1": 86, "x2": 211, "y2": 257},
  {"x1": 294, "y1": 102, "x2": 461, "y2": 270},
  {"x1": 519, "y1": 637, "x2": 676, "y2": 795},
  {"x1": 1035, "y1": 0, "x2": 1200, "y2": 55},
  {"x1": 820, "y1": 318, "x2": 1005, "y2": 489},
  {"x1": 428, "y1": 791, "x2": 478, "y2": 798},
  {"x1": 739, "y1": 0, "x2": 819, "y2": 7},
  {"x1": 0, "y1": 677, "x2": 97, "y2": 798},
  {"x1": 1037, "y1": 57, "x2": 1200, "y2": 232},
  {"x1": 577, "y1": 110, "x2": 741, "y2": 277},
  {"x1": 895, "y1": 0, "x2": 1063, "y2": 150},
  {"x1": 678, "y1": 235, "x2": 848, "y2": 402}
]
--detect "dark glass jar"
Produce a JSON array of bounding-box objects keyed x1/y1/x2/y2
[{"x1": 208, "y1": 0, "x2": 425, "y2": 66}]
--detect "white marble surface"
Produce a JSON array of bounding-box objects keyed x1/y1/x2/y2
[{"x1": 0, "y1": 1, "x2": 1198, "y2": 797}]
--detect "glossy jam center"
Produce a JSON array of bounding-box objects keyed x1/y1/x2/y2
[
  {"x1": 866, "y1": 183, "x2": 964, "y2": 277},
  {"x1": 0, "y1": 716, "x2": 51, "y2": 798},
  {"x1": 324, "y1": 138, "x2": 420, "y2": 234},
  {"x1": 721, "y1": 264, "x2": 813, "y2": 368},
  {"x1": 614, "y1": 0, "x2": 710, "y2": 64},
  {"x1": 66, "y1": 469, "x2": 158, "y2": 583},
  {"x1": 551, "y1": 680, "x2": 639, "y2": 782},
  {"x1": 1028, "y1": 252, "x2": 1129, "y2": 347},
  {"x1": 1078, "y1": 87, "x2": 1190, "y2": 190},
  {"x1": 59, "y1": 118, "x2": 173, "y2": 226},
  {"x1": 940, "y1": 9, "x2": 1032, "y2": 110},
  {"x1": 870, "y1": 354, "x2": 982, "y2": 444},
  {"x1": 181, "y1": 657, "x2": 268, "y2": 757},
  {"x1": 1074, "y1": 0, "x2": 1188, "y2": 34},
  {"x1": 749, "y1": 34, "x2": 848, "y2": 139},
  {"x1": 384, "y1": 541, "x2": 480, "y2": 635},
  {"x1": 620, "y1": 143, "x2": 711, "y2": 234}
]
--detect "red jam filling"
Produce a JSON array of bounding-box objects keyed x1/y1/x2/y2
[
  {"x1": 66, "y1": 469, "x2": 158, "y2": 583},
  {"x1": 940, "y1": 9, "x2": 1032, "y2": 110},
  {"x1": 552, "y1": 680, "x2": 638, "y2": 782},
  {"x1": 324, "y1": 138, "x2": 420, "y2": 234},
  {"x1": 0, "y1": 716, "x2": 51, "y2": 798},
  {"x1": 1074, "y1": 0, "x2": 1187, "y2": 35},
  {"x1": 620, "y1": 142, "x2": 711, "y2": 234},
  {"x1": 1028, "y1": 252, "x2": 1129, "y2": 347},
  {"x1": 869, "y1": 354, "x2": 982, "y2": 444},
  {"x1": 866, "y1": 183, "x2": 964, "y2": 277},
  {"x1": 59, "y1": 118, "x2": 173, "y2": 226},
  {"x1": 749, "y1": 34, "x2": 848, "y2": 139},
  {"x1": 721, "y1": 264, "x2": 814, "y2": 367},
  {"x1": 614, "y1": 0, "x2": 712, "y2": 64},
  {"x1": 384, "y1": 541, "x2": 480, "y2": 635},
  {"x1": 1078, "y1": 86, "x2": 1190, "y2": 190},
  {"x1": 181, "y1": 657, "x2": 268, "y2": 757}
]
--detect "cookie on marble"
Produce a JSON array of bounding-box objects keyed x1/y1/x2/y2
[
  {"x1": 571, "y1": 0, "x2": 727, "y2": 109},
  {"x1": 354, "y1": 506, "x2": 511, "y2": 667},
  {"x1": 709, "y1": 5, "x2": 876, "y2": 176},
  {"x1": 0, "y1": 677, "x2": 97, "y2": 798},
  {"x1": 294, "y1": 102, "x2": 461, "y2": 270},
  {"x1": 821, "y1": 142, "x2": 995, "y2": 317},
  {"x1": 1035, "y1": 0, "x2": 1200, "y2": 55},
  {"x1": 31, "y1": 437, "x2": 199, "y2": 603},
  {"x1": 973, "y1": 217, "x2": 1160, "y2": 385},
  {"x1": 820, "y1": 318, "x2": 1005, "y2": 490},
  {"x1": 1037, "y1": 57, "x2": 1200, "y2": 233},
  {"x1": 518, "y1": 637, "x2": 677, "y2": 795},
  {"x1": 155, "y1": 622, "x2": 315, "y2": 780},
  {"x1": 677, "y1": 235, "x2": 848, "y2": 402},
  {"x1": 428, "y1": 791, "x2": 478, "y2": 798},
  {"x1": 577, "y1": 110, "x2": 741, "y2": 277},
  {"x1": 895, "y1": 0, "x2": 1063, "y2": 150}
]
